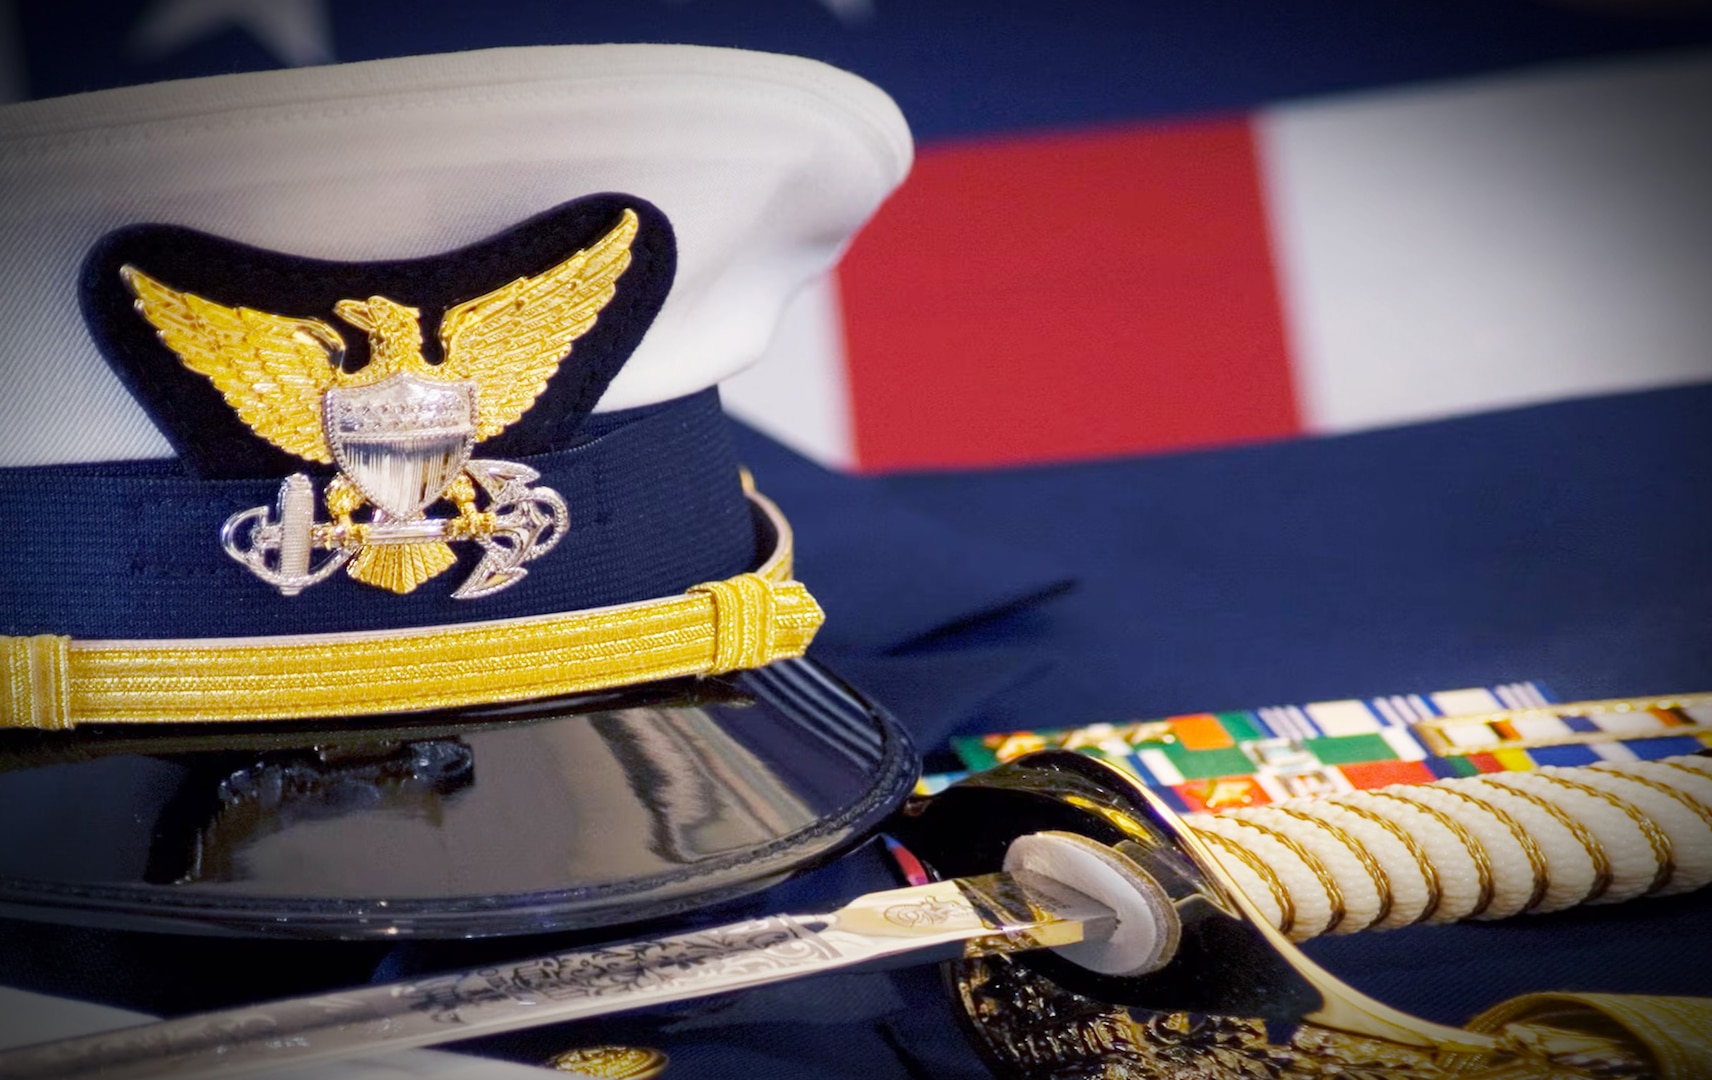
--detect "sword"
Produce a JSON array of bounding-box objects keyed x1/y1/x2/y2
[
  {"x1": 9, "y1": 752, "x2": 1705, "y2": 1079},
  {"x1": 0, "y1": 869, "x2": 1116, "y2": 1080}
]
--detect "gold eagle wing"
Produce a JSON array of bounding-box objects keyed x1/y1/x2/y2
[
  {"x1": 438, "y1": 208, "x2": 639, "y2": 440},
  {"x1": 120, "y1": 266, "x2": 345, "y2": 463}
]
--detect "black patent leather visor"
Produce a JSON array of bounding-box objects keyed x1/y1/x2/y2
[{"x1": 0, "y1": 658, "x2": 915, "y2": 939}]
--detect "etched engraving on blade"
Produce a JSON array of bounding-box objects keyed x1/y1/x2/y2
[
  {"x1": 881, "y1": 894, "x2": 971, "y2": 927},
  {"x1": 399, "y1": 917, "x2": 843, "y2": 1023},
  {"x1": 0, "y1": 869, "x2": 1113, "y2": 1080},
  {"x1": 0, "y1": 918, "x2": 845, "y2": 1080}
]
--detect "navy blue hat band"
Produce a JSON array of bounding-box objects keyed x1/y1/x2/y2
[{"x1": 1, "y1": 389, "x2": 755, "y2": 641}]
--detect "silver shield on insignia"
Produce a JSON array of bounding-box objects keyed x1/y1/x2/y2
[{"x1": 324, "y1": 374, "x2": 478, "y2": 518}]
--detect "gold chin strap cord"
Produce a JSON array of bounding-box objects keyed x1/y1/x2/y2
[{"x1": 0, "y1": 488, "x2": 822, "y2": 729}]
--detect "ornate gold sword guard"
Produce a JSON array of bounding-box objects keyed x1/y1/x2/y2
[{"x1": 893, "y1": 750, "x2": 1712, "y2": 1080}]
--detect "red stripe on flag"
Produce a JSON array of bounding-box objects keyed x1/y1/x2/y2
[{"x1": 840, "y1": 118, "x2": 1300, "y2": 471}]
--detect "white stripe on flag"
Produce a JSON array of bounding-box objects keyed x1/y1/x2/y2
[
  {"x1": 721, "y1": 273, "x2": 856, "y2": 468},
  {"x1": 1260, "y1": 51, "x2": 1712, "y2": 435}
]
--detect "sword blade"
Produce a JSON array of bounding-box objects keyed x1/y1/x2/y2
[{"x1": 0, "y1": 870, "x2": 1113, "y2": 1080}]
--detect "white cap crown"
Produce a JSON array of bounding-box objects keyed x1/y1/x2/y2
[{"x1": 0, "y1": 44, "x2": 913, "y2": 465}]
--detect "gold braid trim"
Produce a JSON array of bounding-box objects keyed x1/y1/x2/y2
[
  {"x1": 691, "y1": 574, "x2": 781, "y2": 675},
  {"x1": 0, "y1": 490, "x2": 821, "y2": 728},
  {"x1": 1, "y1": 635, "x2": 71, "y2": 731}
]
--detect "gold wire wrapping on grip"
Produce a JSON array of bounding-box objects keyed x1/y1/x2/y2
[
  {"x1": 1431, "y1": 783, "x2": 1552, "y2": 914},
  {"x1": 1189, "y1": 825, "x2": 1299, "y2": 937},
  {"x1": 1327, "y1": 796, "x2": 1446, "y2": 924},
  {"x1": 1220, "y1": 814, "x2": 1348, "y2": 935},
  {"x1": 0, "y1": 489, "x2": 822, "y2": 728},
  {"x1": 1530, "y1": 772, "x2": 1677, "y2": 895},
  {"x1": 1367, "y1": 789, "x2": 1498, "y2": 919},
  {"x1": 1270, "y1": 804, "x2": 1395, "y2": 929},
  {"x1": 1596, "y1": 765, "x2": 1712, "y2": 831}
]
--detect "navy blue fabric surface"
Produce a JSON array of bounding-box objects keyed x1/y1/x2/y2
[
  {"x1": 2, "y1": 384, "x2": 1710, "y2": 1076},
  {"x1": 831, "y1": 382, "x2": 1712, "y2": 726},
  {"x1": 0, "y1": 389, "x2": 757, "y2": 638},
  {"x1": 738, "y1": 381, "x2": 1712, "y2": 1038}
]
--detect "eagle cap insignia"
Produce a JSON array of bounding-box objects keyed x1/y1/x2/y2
[{"x1": 117, "y1": 208, "x2": 642, "y2": 599}]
